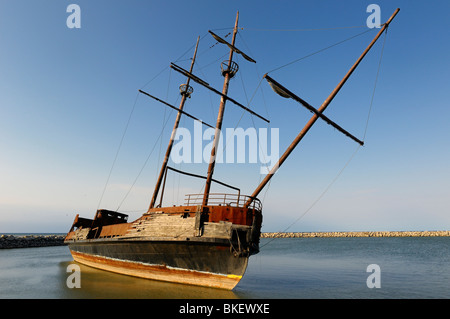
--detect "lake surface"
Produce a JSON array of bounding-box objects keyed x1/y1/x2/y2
[{"x1": 1, "y1": 237, "x2": 449, "y2": 299}]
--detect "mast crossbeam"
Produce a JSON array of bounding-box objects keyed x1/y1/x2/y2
[
  {"x1": 245, "y1": 8, "x2": 400, "y2": 208},
  {"x1": 170, "y1": 63, "x2": 270, "y2": 123},
  {"x1": 208, "y1": 30, "x2": 256, "y2": 63},
  {"x1": 166, "y1": 166, "x2": 240, "y2": 194},
  {"x1": 264, "y1": 74, "x2": 364, "y2": 146},
  {"x1": 139, "y1": 89, "x2": 213, "y2": 128}
]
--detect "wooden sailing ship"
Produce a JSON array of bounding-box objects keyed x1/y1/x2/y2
[{"x1": 65, "y1": 9, "x2": 399, "y2": 290}]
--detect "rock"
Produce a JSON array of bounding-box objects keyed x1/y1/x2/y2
[
  {"x1": 260, "y1": 231, "x2": 450, "y2": 238},
  {"x1": 0, "y1": 234, "x2": 66, "y2": 249}
]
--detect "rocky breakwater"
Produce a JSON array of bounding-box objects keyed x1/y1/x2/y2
[
  {"x1": 0, "y1": 235, "x2": 67, "y2": 249},
  {"x1": 261, "y1": 230, "x2": 450, "y2": 238}
]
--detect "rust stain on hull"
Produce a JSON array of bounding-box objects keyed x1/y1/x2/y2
[{"x1": 70, "y1": 250, "x2": 243, "y2": 290}]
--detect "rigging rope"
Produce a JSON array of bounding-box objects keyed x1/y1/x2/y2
[
  {"x1": 236, "y1": 31, "x2": 270, "y2": 120},
  {"x1": 242, "y1": 25, "x2": 367, "y2": 32},
  {"x1": 98, "y1": 59, "x2": 176, "y2": 211},
  {"x1": 267, "y1": 28, "x2": 375, "y2": 74},
  {"x1": 100, "y1": 36, "x2": 205, "y2": 211},
  {"x1": 259, "y1": 144, "x2": 361, "y2": 250},
  {"x1": 140, "y1": 66, "x2": 169, "y2": 91},
  {"x1": 260, "y1": 29, "x2": 389, "y2": 250},
  {"x1": 116, "y1": 104, "x2": 177, "y2": 211},
  {"x1": 173, "y1": 32, "x2": 208, "y2": 63},
  {"x1": 364, "y1": 27, "x2": 388, "y2": 141},
  {"x1": 237, "y1": 31, "x2": 273, "y2": 187},
  {"x1": 97, "y1": 92, "x2": 140, "y2": 210}
]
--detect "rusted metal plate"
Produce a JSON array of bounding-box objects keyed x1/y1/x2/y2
[
  {"x1": 99, "y1": 223, "x2": 132, "y2": 238},
  {"x1": 208, "y1": 206, "x2": 254, "y2": 226},
  {"x1": 145, "y1": 205, "x2": 259, "y2": 227}
]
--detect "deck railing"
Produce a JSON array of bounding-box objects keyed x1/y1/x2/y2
[{"x1": 184, "y1": 193, "x2": 262, "y2": 211}]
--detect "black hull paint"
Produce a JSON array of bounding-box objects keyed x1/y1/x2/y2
[{"x1": 68, "y1": 238, "x2": 249, "y2": 288}]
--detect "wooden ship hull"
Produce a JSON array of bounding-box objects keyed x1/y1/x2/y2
[{"x1": 65, "y1": 196, "x2": 262, "y2": 290}]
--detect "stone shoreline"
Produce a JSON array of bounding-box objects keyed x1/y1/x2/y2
[
  {"x1": 0, "y1": 235, "x2": 66, "y2": 249},
  {"x1": 261, "y1": 230, "x2": 450, "y2": 238},
  {"x1": 1, "y1": 231, "x2": 449, "y2": 249}
]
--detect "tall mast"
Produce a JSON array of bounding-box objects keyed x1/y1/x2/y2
[
  {"x1": 245, "y1": 8, "x2": 400, "y2": 207},
  {"x1": 149, "y1": 36, "x2": 200, "y2": 209},
  {"x1": 202, "y1": 11, "x2": 240, "y2": 206}
]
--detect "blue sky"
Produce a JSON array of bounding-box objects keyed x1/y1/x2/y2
[{"x1": 0, "y1": 0, "x2": 449, "y2": 233}]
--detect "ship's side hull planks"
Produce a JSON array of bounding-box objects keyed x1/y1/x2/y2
[{"x1": 68, "y1": 238, "x2": 248, "y2": 290}]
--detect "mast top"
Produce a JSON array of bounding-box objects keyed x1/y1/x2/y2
[{"x1": 244, "y1": 8, "x2": 400, "y2": 208}]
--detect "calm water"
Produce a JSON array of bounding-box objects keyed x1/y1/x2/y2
[{"x1": 1, "y1": 237, "x2": 450, "y2": 299}]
